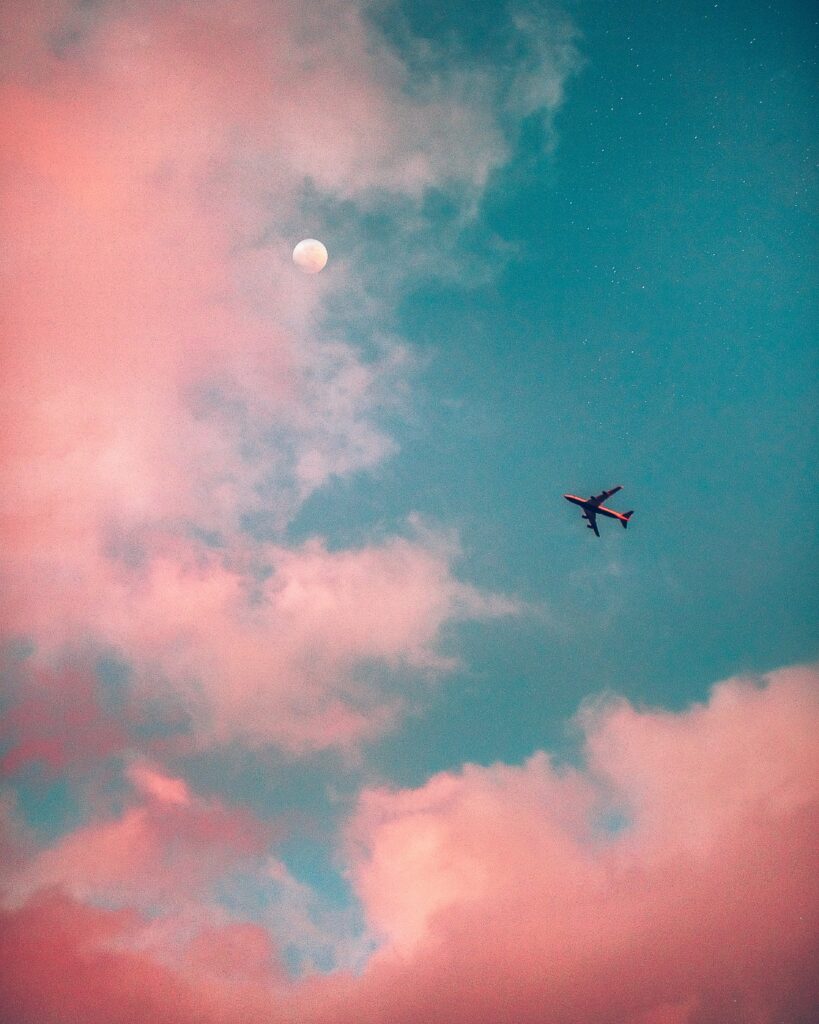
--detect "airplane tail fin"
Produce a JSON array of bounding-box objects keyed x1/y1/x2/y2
[{"x1": 621, "y1": 511, "x2": 634, "y2": 529}]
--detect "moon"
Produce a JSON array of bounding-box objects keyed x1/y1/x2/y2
[{"x1": 292, "y1": 238, "x2": 328, "y2": 274}]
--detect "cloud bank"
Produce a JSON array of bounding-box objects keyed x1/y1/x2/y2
[{"x1": 2, "y1": 666, "x2": 817, "y2": 1023}]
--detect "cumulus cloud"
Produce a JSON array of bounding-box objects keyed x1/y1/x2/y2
[
  {"x1": 334, "y1": 665, "x2": 819, "y2": 1024},
  {"x1": 1, "y1": 666, "x2": 817, "y2": 1023}
]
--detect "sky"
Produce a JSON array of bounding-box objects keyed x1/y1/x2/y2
[{"x1": 0, "y1": 1, "x2": 817, "y2": 1021}]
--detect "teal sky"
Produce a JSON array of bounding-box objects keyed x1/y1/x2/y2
[{"x1": 289, "y1": 0, "x2": 817, "y2": 787}]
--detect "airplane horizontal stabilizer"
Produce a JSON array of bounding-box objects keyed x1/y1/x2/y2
[{"x1": 621, "y1": 511, "x2": 634, "y2": 529}]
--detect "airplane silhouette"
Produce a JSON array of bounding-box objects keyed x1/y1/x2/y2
[{"x1": 563, "y1": 485, "x2": 634, "y2": 537}]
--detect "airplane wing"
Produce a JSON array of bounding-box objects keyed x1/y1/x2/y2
[
  {"x1": 589, "y1": 485, "x2": 622, "y2": 506},
  {"x1": 585, "y1": 509, "x2": 600, "y2": 536}
]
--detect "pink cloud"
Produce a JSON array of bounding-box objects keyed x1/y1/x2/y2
[
  {"x1": 1, "y1": 666, "x2": 127, "y2": 776},
  {"x1": 0, "y1": 893, "x2": 284, "y2": 1024},
  {"x1": 0, "y1": 766, "x2": 295, "y2": 1021},
  {"x1": 0, "y1": 0, "x2": 528, "y2": 754},
  {"x1": 127, "y1": 763, "x2": 191, "y2": 806},
  {"x1": 4, "y1": 763, "x2": 271, "y2": 913},
  {"x1": 1, "y1": 666, "x2": 816, "y2": 1022},
  {"x1": 0, "y1": 0, "x2": 539, "y2": 560},
  {"x1": 3, "y1": 529, "x2": 517, "y2": 753},
  {"x1": 331, "y1": 665, "x2": 819, "y2": 1024}
]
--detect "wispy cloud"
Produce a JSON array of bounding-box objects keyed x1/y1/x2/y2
[{"x1": 1, "y1": 0, "x2": 575, "y2": 755}]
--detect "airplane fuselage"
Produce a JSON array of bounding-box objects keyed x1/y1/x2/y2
[{"x1": 563, "y1": 494, "x2": 631, "y2": 523}]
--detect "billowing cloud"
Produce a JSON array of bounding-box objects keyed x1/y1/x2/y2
[
  {"x1": 1, "y1": 666, "x2": 817, "y2": 1023},
  {"x1": 334, "y1": 665, "x2": 819, "y2": 1024}
]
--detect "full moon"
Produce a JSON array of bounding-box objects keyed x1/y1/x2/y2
[{"x1": 292, "y1": 238, "x2": 328, "y2": 274}]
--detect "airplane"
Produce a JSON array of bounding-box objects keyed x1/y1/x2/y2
[{"x1": 563, "y1": 485, "x2": 634, "y2": 537}]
